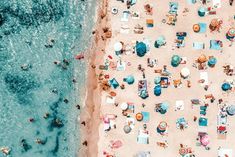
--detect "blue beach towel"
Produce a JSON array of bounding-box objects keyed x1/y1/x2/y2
[
  {"x1": 198, "y1": 23, "x2": 207, "y2": 33},
  {"x1": 210, "y1": 40, "x2": 222, "y2": 50},
  {"x1": 141, "y1": 112, "x2": 150, "y2": 122}
]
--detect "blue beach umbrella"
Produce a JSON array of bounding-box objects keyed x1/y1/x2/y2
[
  {"x1": 136, "y1": 42, "x2": 147, "y2": 57},
  {"x1": 161, "y1": 102, "x2": 169, "y2": 111},
  {"x1": 221, "y1": 83, "x2": 231, "y2": 91},
  {"x1": 171, "y1": 55, "x2": 181, "y2": 67},
  {"x1": 208, "y1": 57, "x2": 217, "y2": 67},
  {"x1": 154, "y1": 85, "x2": 161, "y2": 96},
  {"x1": 109, "y1": 78, "x2": 119, "y2": 89},
  {"x1": 154, "y1": 36, "x2": 166, "y2": 48},
  {"x1": 123, "y1": 75, "x2": 135, "y2": 85}
]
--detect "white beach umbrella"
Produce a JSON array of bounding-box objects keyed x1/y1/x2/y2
[
  {"x1": 114, "y1": 42, "x2": 122, "y2": 51},
  {"x1": 180, "y1": 67, "x2": 190, "y2": 78},
  {"x1": 120, "y1": 102, "x2": 128, "y2": 110}
]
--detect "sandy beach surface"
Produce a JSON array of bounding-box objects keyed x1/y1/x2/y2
[{"x1": 80, "y1": 0, "x2": 235, "y2": 157}]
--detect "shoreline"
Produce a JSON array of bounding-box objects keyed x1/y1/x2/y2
[{"x1": 78, "y1": 0, "x2": 109, "y2": 156}]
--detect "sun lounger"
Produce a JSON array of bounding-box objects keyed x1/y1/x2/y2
[
  {"x1": 193, "y1": 42, "x2": 205, "y2": 49},
  {"x1": 210, "y1": 40, "x2": 222, "y2": 50},
  {"x1": 198, "y1": 23, "x2": 207, "y2": 33},
  {"x1": 141, "y1": 112, "x2": 150, "y2": 122}
]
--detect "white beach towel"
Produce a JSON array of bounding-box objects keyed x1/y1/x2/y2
[
  {"x1": 121, "y1": 11, "x2": 129, "y2": 22},
  {"x1": 106, "y1": 96, "x2": 115, "y2": 104},
  {"x1": 213, "y1": 0, "x2": 221, "y2": 8},
  {"x1": 175, "y1": 100, "x2": 184, "y2": 111},
  {"x1": 200, "y1": 72, "x2": 209, "y2": 86},
  {"x1": 218, "y1": 148, "x2": 233, "y2": 157},
  {"x1": 117, "y1": 60, "x2": 126, "y2": 71}
]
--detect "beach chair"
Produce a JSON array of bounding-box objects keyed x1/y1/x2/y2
[
  {"x1": 210, "y1": 40, "x2": 222, "y2": 50},
  {"x1": 146, "y1": 19, "x2": 154, "y2": 28},
  {"x1": 193, "y1": 42, "x2": 205, "y2": 49}
]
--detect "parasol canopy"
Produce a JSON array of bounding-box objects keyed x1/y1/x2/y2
[
  {"x1": 171, "y1": 55, "x2": 181, "y2": 67},
  {"x1": 161, "y1": 102, "x2": 169, "y2": 111},
  {"x1": 154, "y1": 77, "x2": 161, "y2": 84},
  {"x1": 120, "y1": 102, "x2": 128, "y2": 110},
  {"x1": 123, "y1": 75, "x2": 135, "y2": 84},
  {"x1": 227, "y1": 28, "x2": 235, "y2": 37},
  {"x1": 180, "y1": 67, "x2": 190, "y2": 78},
  {"x1": 136, "y1": 42, "x2": 147, "y2": 57},
  {"x1": 193, "y1": 24, "x2": 200, "y2": 32},
  {"x1": 198, "y1": 7, "x2": 206, "y2": 17},
  {"x1": 157, "y1": 121, "x2": 167, "y2": 133},
  {"x1": 140, "y1": 90, "x2": 149, "y2": 99},
  {"x1": 154, "y1": 85, "x2": 161, "y2": 96},
  {"x1": 200, "y1": 135, "x2": 210, "y2": 146},
  {"x1": 123, "y1": 125, "x2": 132, "y2": 133},
  {"x1": 227, "y1": 105, "x2": 235, "y2": 116},
  {"x1": 208, "y1": 57, "x2": 217, "y2": 67},
  {"x1": 114, "y1": 42, "x2": 122, "y2": 51},
  {"x1": 136, "y1": 113, "x2": 143, "y2": 121},
  {"x1": 154, "y1": 36, "x2": 166, "y2": 48},
  {"x1": 197, "y1": 54, "x2": 207, "y2": 63},
  {"x1": 221, "y1": 83, "x2": 231, "y2": 91}
]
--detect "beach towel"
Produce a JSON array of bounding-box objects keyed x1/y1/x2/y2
[
  {"x1": 200, "y1": 72, "x2": 209, "y2": 86},
  {"x1": 141, "y1": 112, "x2": 150, "y2": 122},
  {"x1": 213, "y1": 0, "x2": 221, "y2": 8},
  {"x1": 210, "y1": 40, "x2": 222, "y2": 50},
  {"x1": 175, "y1": 100, "x2": 184, "y2": 111},
  {"x1": 134, "y1": 151, "x2": 151, "y2": 157},
  {"x1": 146, "y1": 19, "x2": 154, "y2": 27},
  {"x1": 198, "y1": 23, "x2": 207, "y2": 33},
  {"x1": 193, "y1": 42, "x2": 205, "y2": 49},
  {"x1": 106, "y1": 96, "x2": 115, "y2": 104},
  {"x1": 116, "y1": 60, "x2": 126, "y2": 71}
]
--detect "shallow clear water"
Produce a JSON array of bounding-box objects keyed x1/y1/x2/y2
[{"x1": 0, "y1": 0, "x2": 96, "y2": 157}]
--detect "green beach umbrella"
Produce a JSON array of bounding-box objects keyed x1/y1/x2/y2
[
  {"x1": 136, "y1": 42, "x2": 147, "y2": 57},
  {"x1": 171, "y1": 55, "x2": 181, "y2": 67}
]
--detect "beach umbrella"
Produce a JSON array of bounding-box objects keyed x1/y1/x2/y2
[
  {"x1": 161, "y1": 102, "x2": 169, "y2": 111},
  {"x1": 197, "y1": 54, "x2": 207, "y2": 63},
  {"x1": 123, "y1": 75, "x2": 135, "y2": 84},
  {"x1": 171, "y1": 55, "x2": 181, "y2": 67},
  {"x1": 154, "y1": 85, "x2": 161, "y2": 96},
  {"x1": 221, "y1": 83, "x2": 231, "y2": 91},
  {"x1": 123, "y1": 125, "x2": 132, "y2": 134},
  {"x1": 109, "y1": 78, "x2": 119, "y2": 89},
  {"x1": 136, "y1": 113, "x2": 143, "y2": 121},
  {"x1": 208, "y1": 57, "x2": 217, "y2": 67},
  {"x1": 154, "y1": 36, "x2": 166, "y2": 48},
  {"x1": 140, "y1": 90, "x2": 149, "y2": 99},
  {"x1": 114, "y1": 42, "x2": 122, "y2": 52},
  {"x1": 157, "y1": 121, "x2": 167, "y2": 133},
  {"x1": 193, "y1": 24, "x2": 200, "y2": 32},
  {"x1": 154, "y1": 77, "x2": 161, "y2": 85},
  {"x1": 180, "y1": 67, "x2": 190, "y2": 78},
  {"x1": 227, "y1": 105, "x2": 235, "y2": 116},
  {"x1": 200, "y1": 135, "x2": 210, "y2": 146},
  {"x1": 227, "y1": 28, "x2": 235, "y2": 37},
  {"x1": 136, "y1": 42, "x2": 147, "y2": 57},
  {"x1": 120, "y1": 102, "x2": 128, "y2": 110},
  {"x1": 198, "y1": 7, "x2": 206, "y2": 17}
]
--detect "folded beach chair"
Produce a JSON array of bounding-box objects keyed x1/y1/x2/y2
[
  {"x1": 193, "y1": 42, "x2": 205, "y2": 49},
  {"x1": 146, "y1": 19, "x2": 154, "y2": 28},
  {"x1": 121, "y1": 11, "x2": 130, "y2": 22},
  {"x1": 198, "y1": 23, "x2": 207, "y2": 33},
  {"x1": 210, "y1": 40, "x2": 222, "y2": 50}
]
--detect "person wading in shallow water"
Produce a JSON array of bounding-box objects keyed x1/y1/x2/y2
[{"x1": 229, "y1": 0, "x2": 234, "y2": 6}]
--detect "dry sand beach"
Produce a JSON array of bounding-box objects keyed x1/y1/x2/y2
[{"x1": 79, "y1": 0, "x2": 235, "y2": 157}]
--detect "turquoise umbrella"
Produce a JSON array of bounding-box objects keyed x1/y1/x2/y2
[
  {"x1": 154, "y1": 85, "x2": 161, "y2": 96},
  {"x1": 227, "y1": 105, "x2": 235, "y2": 116},
  {"x1": 154, "y1": 77, "x2": 161, "y2": 84},
  {"x1": 161, "y1": 102, "x2": 169, "y2": 111},
  {"x1": 222, "y1": 83, "x2": 231, "y2": 91},
  {"x1": 136, "y1": 42, "x2": 147, "y2": 57},
  {"x1": 171, "y1": 55, "x2": 181, "y2": 67},
  {"x1": 140, "y1": 90, "x2": 149, "y2": 99},
  {"x1": 208, "y1": 57, "x2": 217, "y2": 67},
  {"x1": 198, "y1": 7, "x2": 206, "y2": 17},
  {"x1": 154, "y1": 36, "x2": 166, "y2": 48},
  {"x1": 123, "y1": 75, "x2": 135, "y2": 84}
]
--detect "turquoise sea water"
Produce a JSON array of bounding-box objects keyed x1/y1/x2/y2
[{"x1": 0, "y1": 0, "x2": 96, "y2": 157}]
